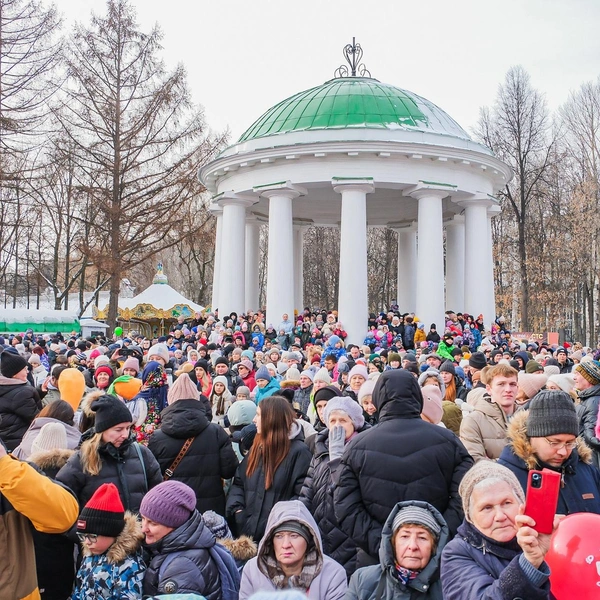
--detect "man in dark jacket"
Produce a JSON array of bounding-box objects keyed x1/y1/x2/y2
[
  {"x1": 213, "y1": 357, "x2": 242, "y2": 395},
  {"x1": 555, "y1": 346, "x2": 574, "y2": 374},
  {"x1": 148, "y1": 381, "x2": 238, "y2": 516},
  {"x1": 334, "y1": 369, "x2": 473, "y2": 561},
  {"x1": 573, "y1": 361, "x2": 600, "y2": 468},
  {"x1": 499, "y1": 390, "x2": 600, "y2": 514},
  {"x1": 0, "y1": 350, "x2": 42, "y2": 451}
]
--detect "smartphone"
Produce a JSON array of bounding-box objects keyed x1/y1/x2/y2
[{"x1": 524, "y1": 469, "x2": 561, "y2": 534}]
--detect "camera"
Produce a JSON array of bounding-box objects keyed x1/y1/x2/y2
[{"x1": 531, "y1": 473, "x2": 542, "y2": 488}]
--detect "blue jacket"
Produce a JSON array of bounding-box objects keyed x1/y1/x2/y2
[
  {"x1": 254, "y1": 378, "x2": 281, "y2": 404},
  {"x1": 71, "y1": 513, "x2": 145, "y2": 600},
  {"x1": 441, "y1": 520, "x2": 551, "y2": 599},
  {"x1": 498, "y1": 410, "x2": 600, "y2": 515}
]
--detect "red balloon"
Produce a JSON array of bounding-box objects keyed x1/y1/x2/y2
[{"x1": 546, "y1": 512, "x2": 600, "y2": 599}]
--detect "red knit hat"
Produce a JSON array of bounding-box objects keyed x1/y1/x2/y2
[
  {"x1": 77, "y1": 483, "x2": 125, "y2": 537},
  {"x1": 94, "y1": 365, "x2": 113, "y2": 379}
]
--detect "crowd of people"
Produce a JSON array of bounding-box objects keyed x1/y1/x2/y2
[{"x1": 1, "y1": 305, "x2": 600, "y2": 599}]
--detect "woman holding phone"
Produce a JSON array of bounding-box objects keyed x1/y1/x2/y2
[{"x1": 441, "y1": 461, "x2": 557, "y2": 600}]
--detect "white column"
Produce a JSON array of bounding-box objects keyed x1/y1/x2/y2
[
  {"x1": 445, "y1": 215, "x2": 466, "y2": 312},
  {"x1": 463, "y1": 198, "x2": 493, "y2": 318},
  {"x1": 218, "y1": 195, "x2": 254, "y2": 317},
  {"x1": 256, "y1": 182, "x2": 305, "y2": 326},
  {"x1": 211, "y1": 207, "x2": 223, "y2": 311},
  {"x1": 293, "y1": 225, "x2": 305, "y2": 313},
  {"x1": 485, "y1": 205, "x2": 501, "y2": 328},
  {"x1": 245, "y1": 216, "x2": 260, "y2": 312},
  {"x1": 395, "y1": 223, "x2": 417, "y2": 313},
  {"x1": 408, "y1": 183, "x2": 449, "y2": 331},
  {"x1": 333, "y1": 178, "x2": 374, "y2": 344}
]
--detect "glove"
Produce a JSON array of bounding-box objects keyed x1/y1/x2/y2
[{"x1": 328, "y1": 425, "x2": 346, "y2": 461}]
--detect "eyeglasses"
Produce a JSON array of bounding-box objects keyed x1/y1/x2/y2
[
  {"x1": 544, "y1": 437, "x2": 577, "y2": 451},
  {"x1": 77, "y1": 533, "x2": 98, "y2": 543}
]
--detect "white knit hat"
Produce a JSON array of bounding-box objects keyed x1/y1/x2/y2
[
  {"x1": 147, "y1": 343, "x2": 170, "y2": 364},
  {"x1": 313, "y1": 367, "x2": 332, "y2": 384},
  {"x1": 547, "y1": 373, "x2": 576, "y2": 394},
  {"x1": 286, "y1": 366, "x2": 301, "y2": 381},
  {"x1": 31, "y1": 422, "x2": 68, "y2": 454}
]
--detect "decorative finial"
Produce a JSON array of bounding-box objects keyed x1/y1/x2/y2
[
  {"x1": 334, "y1": 37, "x2": 371, "y2": 78},
  {"x1": 153, "y1": 262, "x2": 168, "y2": 285}
]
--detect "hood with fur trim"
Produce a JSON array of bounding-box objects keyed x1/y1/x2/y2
[
  {"x1": 219, "y1": 536, "x2": 257, "y2": 562},
  {"x1": 28, "y1": 447, "x2": 74, "y2": 473},
  {"x1": 80, "y1": 511, "x2": 144, "y2": 565},
  {"x1": 506, "y1": 409, "x2": 592, "y2": 470}
]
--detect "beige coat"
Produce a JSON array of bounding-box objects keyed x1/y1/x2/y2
[{"x1": 459, "y1": 395, "x2": 509, "y2": 461}]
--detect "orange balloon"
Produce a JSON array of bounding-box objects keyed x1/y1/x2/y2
[
  {"x1": 57, "y1": 368, "x2": 86, "y2": 410},
  {"x1": 546, "y1": 512, "x2": 600, "y2": 599}
]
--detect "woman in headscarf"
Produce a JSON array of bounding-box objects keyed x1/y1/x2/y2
[{"x1": 133, "y1": 361, "x2": 168, "y2": 445}]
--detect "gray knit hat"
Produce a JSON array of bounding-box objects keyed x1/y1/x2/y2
[
  {"x1": 459, "y1": 461, "x2": 525, "y2": 522},
  {"x1": 526, "y1": 390, "x2": 578, "y2": 437},
  {"x1": 392, "y1": 505, "x2": 441, "y2": 539}
]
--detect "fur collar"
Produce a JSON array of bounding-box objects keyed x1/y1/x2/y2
[
  {"x1": 28, "y1": 448, "x2": 74, "y2": 471},
  {"x1": 80, "y1": 390, "x2": 105, "y2": 416},
  {"x1": 219, "y1": 536, "x2": 257, "y2": 561},
  {"x1": 81, "y1": 512, "x2": 143, "y2": 564},
  {"x1": 507, "y1": 410, "x2": 592, "y2": 470},
  {"x1": 280, "y1": 379, "x2": 301, "y2": 389}
]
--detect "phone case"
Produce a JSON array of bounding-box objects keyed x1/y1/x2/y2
[{"x1": 524, "y1": 469, "x2": 561, "y2": 534}]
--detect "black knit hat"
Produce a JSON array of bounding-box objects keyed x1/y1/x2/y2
[
  {"x1": 439, "y1": 361, "x2": 456, "y2": 376},
  {"x1": 526, "y1": 390, "x2": 578, "y2": 437},
  {"x1": 469, "y1": 352, "x2": 488, "y2": 370},
  {"x1": 91, "y1": 394, "x2": 133, "y2": 433},
  {"x1": 0, "y1": 349, "x2": 27, "y2": 378},
  {"x1": 214, "y1": 356, "x2": 229, "y2": 367},
  {"x1": 313, "y1": 385, "x2": 342, "y2": 404},
  {"x1": 77, "y1": 483, "x2": 125, "y2": 537}
]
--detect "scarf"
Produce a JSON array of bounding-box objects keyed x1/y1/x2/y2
[
  {"x1": 395, "y1": 564, "x2": 420, "y2": 585},
  {"x1": 136, "y1": 361, "x2": 168, "y2": 412}
]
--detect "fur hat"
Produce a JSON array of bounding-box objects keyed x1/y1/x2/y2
[
  {"x1": 77, "y1": 483, "x2": 125, "y2": 537},
  {"x1": 420, "y1": 385, "x2": 443, "y2": 424},
  {"x1": 526, "y1": 390, "x2": 578, "y2": 437},
  {"x1": 517, "y1": 372, "x2": 548, "y2": 399},
  {"x1": 140, "y1": 481, "x2": 196, "y2": 529},
  {"x1": 31, "y1": 422, "x2": 68, "y2": 454},
  {"x1": 459, "y1": 461, "x2": 525, "y2": 523},
  {"x1": 0, "y1": 350, "x2": 27, "y2": 378},
  {"x1": 167, "y1": 373, "x2": 199, "y2": 404},
  {"x1": 322, "y1": 396, "x2": 364, "y2": 429}
]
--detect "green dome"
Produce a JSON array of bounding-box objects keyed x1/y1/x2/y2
[{"x1": 238, "y1": 77, "x2": 471, "y2": 143}]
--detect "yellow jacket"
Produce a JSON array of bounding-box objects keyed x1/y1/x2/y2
[{"x1": 0, "y1": 454, "x2": 79, "y2": 600}]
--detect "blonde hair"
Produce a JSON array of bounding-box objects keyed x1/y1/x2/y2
[{"x1": 80, "y1": 432, "x2": 104, "y2": 476}]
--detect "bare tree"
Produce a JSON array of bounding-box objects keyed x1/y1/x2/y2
[
  {"x1": 53, "y1": 0, "x2": 225, "y2": 330},
  {"x1": 477, "y1": 66, "x2": 555, "y2": 330}
]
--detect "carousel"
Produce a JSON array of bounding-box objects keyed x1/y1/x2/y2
[{"x1": 94, "y1": 264, "x2": 204, "y2": 337}]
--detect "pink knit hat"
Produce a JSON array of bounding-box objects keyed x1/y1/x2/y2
[
  {"x1": 421, "y1": 385, "x2": 443, "y2": 424},
  {"x1": 518, "y1": 372, "x2": 548, "y2": 399}
]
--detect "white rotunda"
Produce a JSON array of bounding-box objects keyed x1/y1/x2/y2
[{"x1": 200, "y1": 43, "x2": 512, "y2": 344}]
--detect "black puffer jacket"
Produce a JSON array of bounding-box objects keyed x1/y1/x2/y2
[
  {"x1": 334, "y1": 369, "x2": 473, "y2": 559},
  {"x1": 56, "y1": 435, "x2": 162, "y2": 511},
  {"x1": 143, "y1": 510, "x2": 221, "y2": 599},
  {"x1": 226, "y1": 422, "x2": 312, "y2": 542},
  {"x1": 577, "y1": 384, "x2": 600, "y2": 468},
  {"x1": 148, "y1": 399, "x2": 238, "y2": 516},
  {"x1": 299, "y1": 425, "x2": 369, "y2": 576},
  {"x1": 0, "y1": 376, "x2": 42, "y2": 451}
]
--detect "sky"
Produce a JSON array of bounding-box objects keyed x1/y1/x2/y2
[{"x1": 55, "y1": 0, "x2": 600, "y2": 144}]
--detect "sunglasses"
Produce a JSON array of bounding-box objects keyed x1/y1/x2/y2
[{"x1": 77, "y1": 533, "x2": 98, "y2": 543}]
